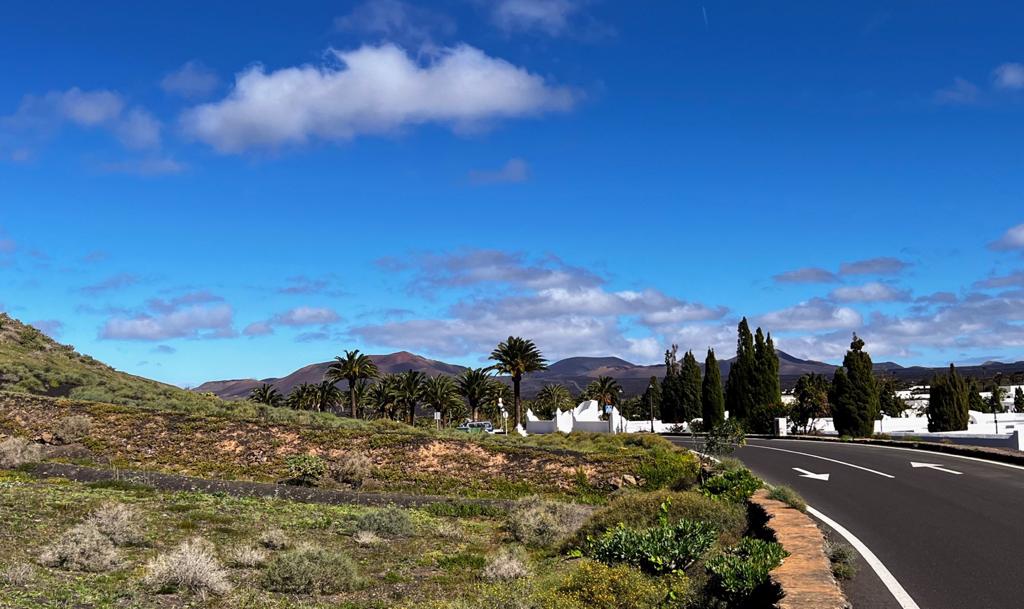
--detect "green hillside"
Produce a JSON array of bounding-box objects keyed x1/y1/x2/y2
[{"x1": 0, "y1": 312, "x2": 220, "y2": 411}]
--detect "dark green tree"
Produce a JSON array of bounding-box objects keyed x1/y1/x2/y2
[
  {"x1": 792, "y1": 373, "x2": 830, "y2": 433},
  {"x1": 489, "y1": 336, "x2": 547, "y2": 429},
  {"x1": 324, "y1": 350, "x2": 379, "y2": 419},
  {"x1": 878, "y1": 377, "x2": 907, "y2": 417},
  {"x1": 724, "y1": 318, "x2": 757, "y2": 422},
  {"x1": 583, "y1": 375, "x2": 622, "y2": 407},
  {"x1": 829, "y1": 334, "x2": 879, "y2": 437},
  {"x1": 753, "y1": 329, "x2": 781, "y2": 405},
  {"x1": 927, "y1": 364, "x2": 969, "y2": 432},
  {"x1": 660, "y1": 345, "x2": 684, "y2": 422},
  {"x1": 967, "y1": 379, "x2": 989, "y2": 413},
  {"x1": 679, "y1": 350, "x2": 703, "y2": 422},
  {"x1": 250, "y1": 383, "x2": 282, "y2": 407},
  {"x1": 640, "y1": 376, "x2": 662, "y2": 423},
  {"x1": 456, "y1": 367, "x2": 494, "y2": 421},
  {"x1": 1015, "y1": 387, "x2": 1024, "y2": 413},
  {"x1": 701, "y1": 349, "x2": 725, "y2": 428}
]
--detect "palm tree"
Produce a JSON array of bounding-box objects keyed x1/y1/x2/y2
[
  {"x1": 536, "y1": 383, "x2": 573, "y2": 418},
  {"x1": 424, "y1": 375, "x2": 465, "y2": 426},
  {"x1": 250, "y1": 383, "x2": 282, "y2": 406},
  {"x1": 325, "y1": 350, "x2": 379, "y2": 419},
  {"x1": 456, "y1": 367, "x2": 494, "y2": 422},
  {"x1": 489, "y1": 336, "x2": 547, "y2": 431},
  {"x1": 395, "y1": 370, "x2": 427, "y2": 425},
  {"x1": 585, "y1": 375, "x2": 622, "y2": 407},
  {"x1": 316, "y1": 380, "x2": 344, "y2": 413},
  {"x1": 286, "y1": 383, "x2": 319, "y2": 410},
  {"x1": 366, "y1": 375, "x2": 401, "y2": 420}
]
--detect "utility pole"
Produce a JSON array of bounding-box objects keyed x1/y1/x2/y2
[{"x1": 648, "y1": 380, "x2": 655, "y2": 433}]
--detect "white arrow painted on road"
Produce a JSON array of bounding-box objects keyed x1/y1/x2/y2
[
  {"x1": 792, "y1": 467, "x2": 830, "y2": 481},
  {"x1": 910, "y1": 462, "x2": 962, "y2": 475}
]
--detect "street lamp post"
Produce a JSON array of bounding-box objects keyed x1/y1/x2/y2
[{"x1": 648, "y1": 381, "x2": 655, "y2": 433}]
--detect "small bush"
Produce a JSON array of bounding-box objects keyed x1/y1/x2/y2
[
  {"x1": 143, "y1": 538, "x2": 231, "y2": 595},
  {"x1": 584, "y1": 515, "x2": 717, "y2": 575},
  {"x1": 53, "y1": 415, "x2": 92, "y2": 444},
  {"x1": 700, "y1": 468, "x2": 762, "y2": 502},
  {"x1": 482, "y1": 546, "x2": 529, "y2": 581},
  {"x1": 331, "y1": 452, "x2": 374, "y2": 487},
  {"x1": 356, "y1": 505, "x2": 414, "y2": 537},
  {"x1": 507, "y1": 496, "x2": 590, "y2": 549},
  {"x1": 825, "y1": 539, "x2": 858, "y2": 580},
  {"x1": 352, "y1": 530, "x2": 383, "y2": 546},
  {"x1": 554, "y1": 559, "x2": 664, "y2": 609},
  {"x1": 572, "y1": 490, "x2": 746, "y2": 547},
  {"x1": 38, "y1": 523, "x2": 119, "y2": 572},
  {"x1": 86, "y1": 503, "x2": 145, "y2": 546},
  {"x1": 285, "y1": 454, "x2": 327, "y2": 486},
  {"x1": 767, "y1": 485, "x2": 806, "y2": 512},
  {"x1": 262, "y1": 545, "x2": 363, "y2": 594},
  {"x1": 636, "y1": 446, "x2": 700, "y2": 490},
  {"x1": 0, "y1": 562, "x2": 35, "y2": 586},
  {"x1": 226, "y1": 545, "x2": 268, "y2": 569},
  {"x1": 706, "y1": 538, "x2": 788, "y2": 606},
  {"x1": 259, "y1": 529, "x2": 291, "y2": 550},
  {"x1": 427, "y1": 501, "x2": 503, "y2": 518},
  {"x1": 0, "y1": 437, "x2": 42, "y2": 469}
]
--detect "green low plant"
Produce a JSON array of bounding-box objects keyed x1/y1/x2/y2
[
  {"x1": 552, "y1": 559, "x2": 666, "y2": 609},
  {"x1": 825, "y1": 539, "x2": 858, "y2": 580},
  {"x1": 706, "y1": 538, "x2": 788, "y2": 606},
  {"x1": 284, "y1": 454, "x2": 327, "y2": 486},
  {"x1": 636, "y1": 445, "x2": 700, "y2": 490},
  {"x1": 584, "y1": 511, "x2": 717, "y2": 575},
  {"x1": 766, "y1": 485, "x2": 806, "y2": 512},
  {"x1": 356, "y1": 505, "x2": 414, "y2": 537},
  {"x1": 507, "y1": 496, "x2": 590, "y2": 549},
  {"x1": 262, "y1": 545, "x2": 363, "y2": 594},
  {"x1": 700, "y1": 468, "x2": 761, "y2": 502}
]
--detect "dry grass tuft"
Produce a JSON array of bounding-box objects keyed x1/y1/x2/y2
[
  {"x1": 352, "y1": 530, "x2": 383, "y2": 546},
  {"x1": 86, "y1": 502, "x2": 145, "y2": 546},
  {"x1": 225, "y1": 545, "x2": 269, "y2": 569},
  {"x1": 143, "y1": 538, "x2": 231, "y2": 596},
  {"x1": 507, "y1": 496, "x2": 590, "y2": 548},
  {"x1": 482, "y1": 546, "x2": 529, "y2": 581},
  {"x1": 259, "y1": 528, "x2": 291, "y2": 550},
  {"x1": 38, "y1": 523, "x2": 119, "y2": 572},
  {"x1": 0, "y1": 562, "x2": 35, "y2": 586}
]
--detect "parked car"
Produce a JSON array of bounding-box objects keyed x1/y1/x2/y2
[{"x1": 455, "y1": 420, "x2": 495, "y2": 434}]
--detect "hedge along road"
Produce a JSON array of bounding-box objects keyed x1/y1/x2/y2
[{"x1": 668, "y1": 436, "x2": 1024, "y2": 609}]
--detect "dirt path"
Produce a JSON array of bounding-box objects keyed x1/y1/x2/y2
[{"x1": 23, "y1": 462, "x2": 510, "y2": 510}]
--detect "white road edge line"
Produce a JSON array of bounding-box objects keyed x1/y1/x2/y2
[
  {"x1": 744, "y1": 443, "x2": 896, "y2": 478},
  {"x1": 777, "y1": 438, "x2": 1024, "y2": 473},
  {"x1": 807, "y1": 505, "x2": 921, "y2": 609}
]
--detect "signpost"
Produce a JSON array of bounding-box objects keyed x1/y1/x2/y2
[{"x1": 434, "y1": 410, "x2": 441, "y2": 430}]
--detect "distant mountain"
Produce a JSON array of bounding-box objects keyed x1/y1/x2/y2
[{"x1": 195, "y1": 348, "x2": 1024, "y2": 401}]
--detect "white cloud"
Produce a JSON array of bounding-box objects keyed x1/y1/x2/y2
[
  {"x1": 270, "y1": 306, "x2": 341, "y2": 326},
  {"x1": 773, "y1": 267, "x2": 839, "y2": 284},
  {"x1": 101, "y1": 304, "x2": 235, "y2": 341},
  {"x1": 80, "y1": 273, "x2": 141, "y2": 295},
  {"x1": 161, "y1": 61, "x2": 220, "y2": 98},
  {"x1": 973, "y1": 270, "x2": 1024, "y2": 289},
  {"x1": 993, "y1": 63, "x2": 1024, "y2": 90},
  {"x1": 491, "y1": 0, "x2": 578, "y2": 35},
  {"x1": 113, "y1": 108, "x2": 162, "y2": 149},
  {"x1": 335, "y1": 0, "x2": 456, "y2": 46},
  {"x1": 934, "y1": 77, "x2": 979, "y2": 105},
  {"x1": 181, "y1": 44, "x2": 575, "y2": 153},
  {"x1": 758, "y1": 298, "x2": 863, "y2": 332},
  {"x1": 56, "y1": 88, "x2": 124, "y2": 126},
  {"x1": 469, "y1": 158, "x2": 529, "y2": 184},
  {"x1": 243, "y1": 321, "x2": 274, "y2": 337},
  {"x1": 989, "y1": 222, "x2": 1024, "y2": 251},
  {"x1": 830, "y1": 282, "x2": 910, "y2": 302},
  {"x1": 839, "y1": 257, "x2": 909, "y2": 276}
]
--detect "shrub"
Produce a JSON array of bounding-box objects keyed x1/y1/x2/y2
[
  {"x1": 825, "y1": 539, "x2": 858, "y2": 580},
  {"x1": 143, "y1": 538, "x2": 231, "y2": 595},
  {"x1": 706, "y1": 538, "x2": 788, "y2": 606},
  {"x1": 356, "y1": 505, "x2": 414, "y2": 537},
  {"x1": 572, "y1": 490, "x2": 746, "y2": 548},
  {"x1": 0, "y1": 437, "x2": 42, "y2": 469},
  {"x1": 331, "y1": 452, "x2": 374, "y2": 487},
  {"x1": 636, "y1": 446, "x2": 700, "y2": 490},
  {"x1": 285, "y1": 454, "x2": 327, "y2": 486},
  {"x1": 700, "y1": 468, "x2": 762, "y2": 502},
  {"x1": 766, "y1": 486, "x2": 806, "y2": 512},
  {"x1": 259, "y1": 529, "x2": 291, "y2": 550},
  {"x1": 262, "y1": 545, "x2": 363, "y2": 594},
  {"x1": 86, "y1": 503, "x2": 145, "y2": 546},
  {"x1": 352, "y1": 530, "x2": 383, "y2": 546},
  {"x1": 507, "y1": 496, "x2": 590, "y2": 549},
  {"x1": 554, "y1": 559, "x2": 664, "y2": 609},
  {"x1": 482, "y1": 546, "x2": 529, "y2": 581},
  {"x1": 427, "y1": 501, "x2": 503, "y2": 518},
  {"x1": 226, "y1": 545, "x2": 269, "y2": 568},
  {"x1": 53, "y1": 415, "x2": 92, "y2": 444},
  {"x1": 0, "y1": 562, "x2": 35, "y2": 586},
  {"x1": 38, "y1": 523, "x2": 120, "y2": 572},
  {"x1": 584, "y1": 515, "x2": 717, "y2": 575}
]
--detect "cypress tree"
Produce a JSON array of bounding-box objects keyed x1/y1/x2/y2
[
  {"x1": 1015, "y1": 387, "x2": 1024, "y2": 413},
  {"x1": 641, "y1": 376, "x2": 662, "y2": 421},
  {"x1": 724, "y1": 318, "x2": 757, "y2": 421},
  {"x1": 701, "y1": 348, "x2": 725, "y2": 428},
  {"x1": 679, "y1": 350, "x2": 703, "y2": 422},
  {"x1": 830, "y1": 334, "x2": 878, "y2": 437},
  {"x1": 927, "y1": 364, "x2": 969, "y2": 432},
  {"x1": 967, "y1": 379, "x2": 988, "y2": 413},
  {"x1": 660, "y1": 345, "x2": 683, "y2": 422},
  {"x1": 762, "y1": 332, "x2": 781, "y2": 402}
]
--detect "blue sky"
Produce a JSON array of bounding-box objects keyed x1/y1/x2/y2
[{"x1": 1, "y1": 0, "x2": 1024, "y2": 386}]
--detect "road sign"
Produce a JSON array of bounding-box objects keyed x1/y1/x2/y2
[{"x1": 434, "y1": 411, "x2": 441, "y2": 421}]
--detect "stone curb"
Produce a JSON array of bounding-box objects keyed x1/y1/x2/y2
[{"x1": 750, "y1": 489, "x2": 849, "y2": 609}]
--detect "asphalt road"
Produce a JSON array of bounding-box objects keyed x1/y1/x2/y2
[{"x1": 668, "y1": 437, "x2": 1024, "y2": 609}]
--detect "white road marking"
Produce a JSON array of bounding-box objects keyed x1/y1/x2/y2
[
  {"x1": 807, "y1": 505, "x2": 922, "y2": 609},
  {"x1": 910, "y1": 462, "x2": 962, "y2": 475},
  {"x1": 745, "y1": 443, "x2": 896, "y2": 478},
  {"x1": 762, "y1": 438, "x2": 1024, "y2": 473},
  {"x1": 792, "y1": 467, "x2": 830, "y2": 481}
]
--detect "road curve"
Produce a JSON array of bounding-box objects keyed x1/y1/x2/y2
[{"x1": 668, "y1": 437, "x2": 1024, "y2": 609}]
